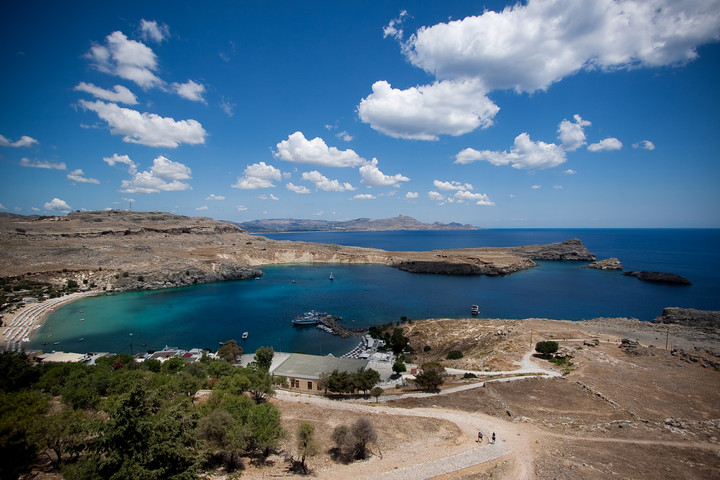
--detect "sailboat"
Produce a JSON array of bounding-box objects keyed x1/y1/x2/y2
[{"x1": 329, "y1": 272, "x2": 334, "y2": 281}]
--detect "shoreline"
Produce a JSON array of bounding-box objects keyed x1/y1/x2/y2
[{"x1": 1, "y1": 291, "x2": 97, "y2": 352}]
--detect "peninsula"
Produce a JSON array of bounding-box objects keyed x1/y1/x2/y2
[{"x1": 0, "y1": 210, "x2": 594, "y2": 295}]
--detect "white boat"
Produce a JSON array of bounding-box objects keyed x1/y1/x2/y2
[
  {"x1": 242, "y1": 332, "x2": 248, "y2": 339},
  {"x1": 293, "y1": 310, "x2": 325, "y2": 326},
  {"x1": 471, "y1": 305, "x2": 479, "y2": 315},
  {"x1": 329, "y1": 272, "x2": 334, "y2": 281}
]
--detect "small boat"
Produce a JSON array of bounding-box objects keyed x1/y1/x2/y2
[
  {"x1": 291, "y1": 279, "x2": 297, "y2": 284},
  {"x1": 78, "y1": 338, "x2": 84, "y2": 342},
  {"x1": 53, "y1": 341, "x2": 60, "y2": 345},
  {"x1": 329, "y1": 272, "x2": 334, "y2": 281},
  {"x1": 471, "y1": 305, "x2": 479, "y2": 315},
  {"x1": 242, "y1": 332, "x2": 248, "y2": 339},
  {"x1": 79, "y1": 318, "x2": 84, "y2": 322}
]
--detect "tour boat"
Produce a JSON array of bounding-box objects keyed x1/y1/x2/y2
[
  {"x1": 471, "y1": 305, "x2": 479, "y2": 315},
  {"x1": 293, "y1": 310, "x2": 324, "y2": 326}
]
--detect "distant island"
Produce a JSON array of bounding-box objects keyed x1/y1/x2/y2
[{"x1": 233, "y1": 215, "x2": 477, "y2": 233}]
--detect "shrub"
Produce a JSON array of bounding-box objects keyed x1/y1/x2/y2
[
  {"x1": 535, "y1": 341, "x2": 559, "y2": 356},
  {"x1": 446, "y1": 350, "x2": 463, "y2": 360}
]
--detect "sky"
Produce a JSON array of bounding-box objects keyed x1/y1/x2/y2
[{"x1": 1, "y1": 0, "x2": 719, "y2": 228}]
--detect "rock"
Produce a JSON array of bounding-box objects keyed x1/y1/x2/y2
[
  {"x1": 585, "y1": 257, "x2": 623, "y2": 270},
  {"x1": 510, "y1": 238, "x2": 596, "y2": 261},
  {"x1": 623, "y1": 271, "x2": 691, "y2": 285},
  {"x1": 653, "y1": 307, "x2": 720, "y2": 331}
]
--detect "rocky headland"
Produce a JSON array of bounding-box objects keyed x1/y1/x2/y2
[
  {"x1": 623, "y1": 270, "x2": 692, "y2": 285},
  {"x1": 0, "y1": 210, "x2": 594, "y2": 296}
]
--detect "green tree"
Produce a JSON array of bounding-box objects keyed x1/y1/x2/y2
[
  {"x1": 446, "y1": 350, "x2": 463, "y2": 360},
  {"x1": 0, "y1": 351, "x2": 38, "y2": 392},
  {"x1": 327, "y1": 369, "x2": 352, "y2": 394},
  {"x1": 350, "y1": 417, "x2": 377, "y2": 460},
  {"x1": 295, "y1": 423, "x2": 318, "y2": 475},
  {"x1": 414, "y1": 362, "x2": 445, "y2": 392},
  {"x1": 392, "y1": 359, "x2": 406, "y2": 375},
  {"x1": 352, "y1": 368, "x2": 380, "y2": 395},
  {"x1": 217, "y1": 339, "x2": 243, "y2": 364},
  {"x1": 389, "y1": 327, "x2": 409, "y2": 355},
  {"x1": 370, "y1": 386, "x2": 384, "y2": 402},
  {"x1": 247, "y1": 369, "x2": 275, "y2": 404},
  {"x1": 0, "y1": 390, "x2": 48, "y2": 480},
  {"x1": 535, "y1": 341, "x2": 559, "y2": 356},
  {"x1": 248, "y1": 402, "x2": 284, "y2": 456},
  {"x1": 253, "y1": 346, "x2": 274, "y2": 372}
]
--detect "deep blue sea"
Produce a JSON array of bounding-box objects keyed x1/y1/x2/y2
[{"x1": 29, "y1": 229, "x2": 720, "y2": 356}]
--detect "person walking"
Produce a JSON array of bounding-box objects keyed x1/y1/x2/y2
[
  {"x1": 491, "y1": 432, "x2": 496, "y2": 444},
  {"x1": 477, "y1": 431, "x2": 483, "y2": 442}
]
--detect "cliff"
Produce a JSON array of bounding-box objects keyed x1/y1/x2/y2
[{"x1": 0, "y1": 211, "x2": 595, "y2": 295}]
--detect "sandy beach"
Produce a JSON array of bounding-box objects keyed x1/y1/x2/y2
[{"x1": 1, "y1": 291, "x2": 96, "y2": 352}]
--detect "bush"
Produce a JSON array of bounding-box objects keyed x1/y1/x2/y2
[
  {"x1": 446, "y1": 350, "x2": 463, "y2": 360},
  {"x1": 535, "y1": 341, "x2": 559, "y2": 356}
]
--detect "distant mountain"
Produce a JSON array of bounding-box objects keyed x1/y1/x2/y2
[{"x1": 233, "y1": 215, "x2": 477, "y2": 233}]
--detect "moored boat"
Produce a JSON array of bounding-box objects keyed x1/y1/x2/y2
[{"x1": 471, "y1": 305, "x2": 479, "y2": 315}]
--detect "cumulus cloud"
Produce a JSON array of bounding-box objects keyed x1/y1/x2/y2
[
  {"x1": 453, "y1": 190, "x2": 495, "y2": 206},
  {"x1": 532, "y1": 185, "x2": 542, "y2": 189},
  {"x1": 74, "y1": 82, "x2": 137, "y2": 104},
  {"x1": 336, "y1": 131, "x2": 353, "y2": 142},
  {"x1": 301, "y1": 171, "x2": 355, "y2": 192},
  {"x1": 557, "y1": 115, "x2": 592, "y2": 151},
  {"x1": 456, "y1": 132, "x2": 567, "y2": 170},
  {"x1": 359, "y1": 158, "x2": 410, "y2": 187},
  {"x1": 405, "y1": 192, "x2": 419, "y2": 199},
  {"x1": 195, "y1": 205, "x2": 208, "y2": 211},
  {"x1": 633, "y1": 140, "x2": 656, "y2": 150},
  {"x1": 357, "y1": 79, "x2": 499, "y2": 140},
  {"x1": 353, "y1": 194, "x2": 376, "y2": 200},
  {"x1": 401, "y1": 0, "x2": 720, "y2": 93},
  {"x1": 258, "y1": 193, "x2": 279, "y2": 201},
  {"x1": 564, "y1": 169, "x2": 577, "y2": 175},
  {"x1": 79, "y1": 100, "x2": 206, "y2": 148},
  {"x1": 383, "y1": 10, "x2": 408, "y2": 41},
  {"x1": 236, "y1": 205, "x2": 248, "y2": 212},
  {"x1": 87, "y1": 31, "x2": 162, "y2": 88},
  {"x1": 286, "y1": 182, "x2": 311, "y2": 194},
  {"x1": 588, "y1": 137, "x2": 623, "y2": 152},
  {"x1": 428, "y1": 191, "x2": 445, "y2": 201},
  {"x1": 274, "y1": 132, "x2": 365, "y2": 167},
  {"x1": 172, "y1": 80, "x2": 206, "y2": 102},
  {"x1": 44, "y1": 198, "x2": 71, "y2": 212},
  {"x1": 232, "y1": 162, "x2": 282, "y2": 189},
  {"x1": 433, "y1": 180, "x2": 473, "y2": 191},
  {"x1": 0, "y1": 134, "x2": 39, "y2": 148},
  {"x1": 20, "y1": 158, "x2": 67, "y2": 170},
  {"x1": 206, "y1": 194, "x2": 225, "y2": 201},
  {"x1": 120, "y1": 155, "x2": 192, "y2": 194},
  {"x1": 103, "y1": 153, "x2": 137, "y2": 174},
  {"x1": 139, "y1": 19, "x2": 169, "y2": 43},
  {"x1": 67, "y1": 169, "x2": 100, "y2": 184}
]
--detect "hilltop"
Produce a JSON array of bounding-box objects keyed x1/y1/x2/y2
[{"x1": 233, "y1": 215, "x2": 476, "y2": 233}]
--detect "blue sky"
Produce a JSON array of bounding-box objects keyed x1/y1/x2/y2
[{"x1": 1, "y1": 0, "x2": 719, "y2": 227}]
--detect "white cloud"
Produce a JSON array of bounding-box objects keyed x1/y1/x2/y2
[
  {"x1": 553, "y1": 185, "x2": 564, "y2": 190},
  {"x1": 633, "y1": 140, "x2": 656, "y2": 150},
  {"x1": 139, "y1": 19, "x2": 169, "y2": 43},
  {"x1": 532, "y1": 185, "x2": 542, "y2": 189},
  {"x1": 557, "y1": 115, "x2": 592, "y2": 151},
  {"x1": 383, "y1": 10, "x2": 408, "y2": 41},
  {"x1": 103, "y1": 153, "x2": 137, "y2": 174},
  {"x1": 67, "y1": 169, "x2": 100, "y2": 184},
  {"x1": 428, "y1": 191, "x2": 445, "y2": 201},
  {"x1": 301, "y1": 170, "x2": 355, "y2": 192},
  {"x1": 74, "y1": 82, "x2": 137, "y2": 104},
  {"x1": 453, "y1": 190, "x2": 495, "y2": 206},
  {"x1": 79, "y1": 100, "x2": 206, "y2": 148},
  {"x1": 274, "y1": 131, "x2": 365, "y2": 167},
  {"x1": 588, "y1": 137, "x2": 623, "y2": 152},
  {"x1": 0, "y1": 203, "x2": 6, "y2": 210},
  {"x1": 236, "y1": 205, "x2": 248, "y2": 212},
  {"x1": 44, "y1": 198, "x2": 71, "y2": 212},
  {"x1": 0, "y1": 134, "x2": 39, "y2": 148},
  {"x1": 405, "y1": 192, "x2": 419, "y2": 199},
  {"x1": 87, "y1": 31, "x2": 162, "y2": 88},
  {"x1": 195, "y1": 205, "x2": 208, "y2": 211},
  {"x1": 220, "y1": 97, "x2": 236, "y2": 117},
  {"x1": 20, "y1": 158, "x2": 66, "y2": 170},
  {"x1": 359, "y1": 158, "x2": 410, "y2": 187},
  {"x1": 232, "y1": 162, "x2": 282, "y2": 189},
  {"x1": 206, "y1": 194, "x2": 225, "y2": 201},
  {"x1": 401, "y1": 0, "x2": 720, "y2": 93},
  {"x1": 433, "y1": 180, "x2": 473, "y2": 191},
  {"x1": 335, "y1": 131, "x2": 353, "y2": 142},
  {"x1": 258, "y1": 194, "x2": 279, "y2": 201},
  {"x1": 286, "y1": 182, "x2": 311, "y2": 194},
  {"x1": 120, "y1": 155, "x2": 192, "y2": 194},
  {"x1": 172, "y1": 80, "x2": 206, "y2": 103},
  {"x1": 564, "y1": 169, "x2": 577, "y2": 175},
  {"x1": 456, "y1": 132, "x2": 567, "y2": 170},
  {"x1": 353, "y1": 194, "x2": 376, "y2": 200},
  {"x1": 357, "y1": 79, "x2": 499, "y2": 140}
]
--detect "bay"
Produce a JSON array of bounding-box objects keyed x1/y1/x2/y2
[{"x1": 29, "y1": 229, "x2": 720, "y2": 356}]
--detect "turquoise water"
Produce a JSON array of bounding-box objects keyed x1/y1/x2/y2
[{"x1": 30, "y1": 229, "x2": 720, "y2": 356}]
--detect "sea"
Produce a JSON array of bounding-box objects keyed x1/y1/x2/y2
[{"x1": 28, "y1": 229, "x2": 720, "y2": 357}]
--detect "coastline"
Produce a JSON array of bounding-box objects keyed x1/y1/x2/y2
[{"x1": 1, "y1": 290, "x2": 97, "y2": 352}]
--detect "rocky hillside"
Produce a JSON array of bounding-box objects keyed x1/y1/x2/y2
[
  {"x1": 234, "y1": 215, "x2": 476, "y2": 232},
  {"x1": 0, "y1": 211, "x2": 595, "y2": 297}
]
